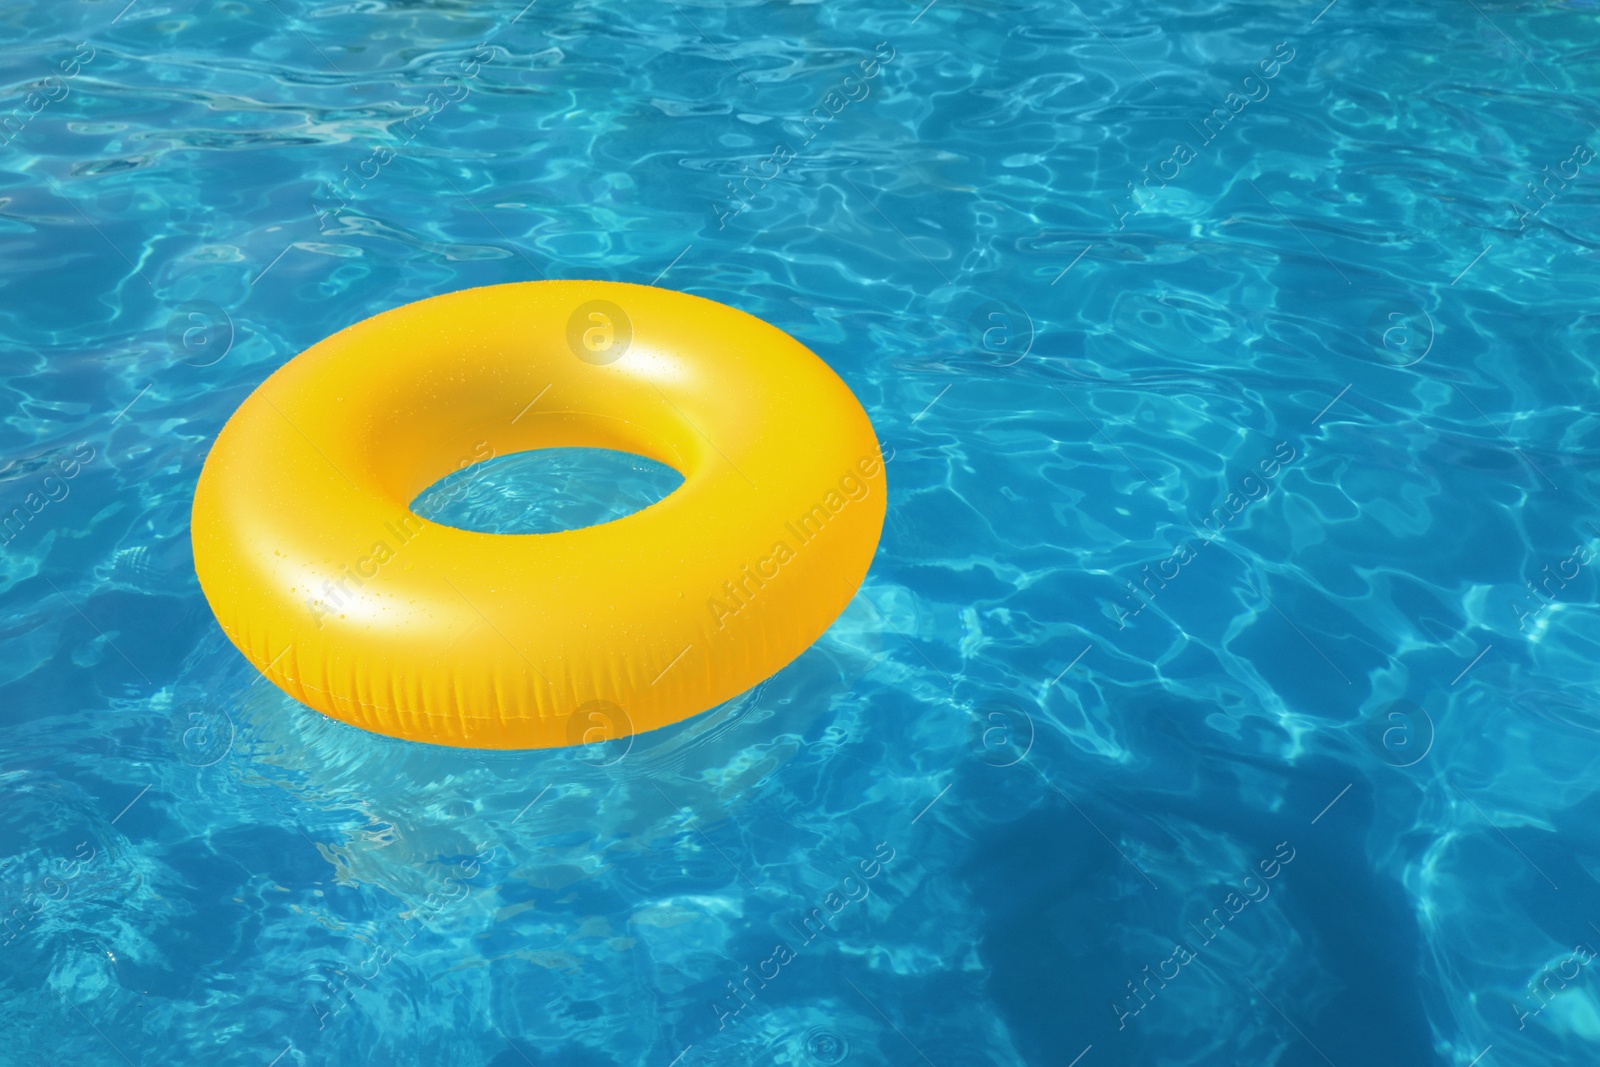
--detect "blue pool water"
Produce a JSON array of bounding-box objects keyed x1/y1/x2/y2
[{"x1": 4, "y1": 0, "x2": 1600, "y2": 1064}]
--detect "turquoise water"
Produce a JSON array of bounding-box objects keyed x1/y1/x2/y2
[{"x1": 4, "y1": 0, "x2": 1600, "y2": 1064}]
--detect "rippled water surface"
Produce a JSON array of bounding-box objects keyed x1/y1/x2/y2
[{"x1": 4, "y1": 1, "x2": 1600, "y2": 1064}]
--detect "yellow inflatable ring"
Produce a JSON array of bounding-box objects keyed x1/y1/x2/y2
[{"x1": 192, "y1": 280, "x2": 885, "y2": 749}]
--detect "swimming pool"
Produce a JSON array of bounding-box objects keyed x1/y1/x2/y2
[{"x1": 3, "y1": 0, "x2": 1599, "y2": 1064}]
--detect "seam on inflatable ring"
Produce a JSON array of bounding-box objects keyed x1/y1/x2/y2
[
  {"x1": 248, "y1": 647, "x2": 538, "y2": 731},
  {"x1": 243, "y1": 645, "x2": 411, "y2": 720}
]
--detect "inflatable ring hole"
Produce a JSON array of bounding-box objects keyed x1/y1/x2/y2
[{"x1": 410, "y1": 446, "x2": 684, "y2": 536}]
